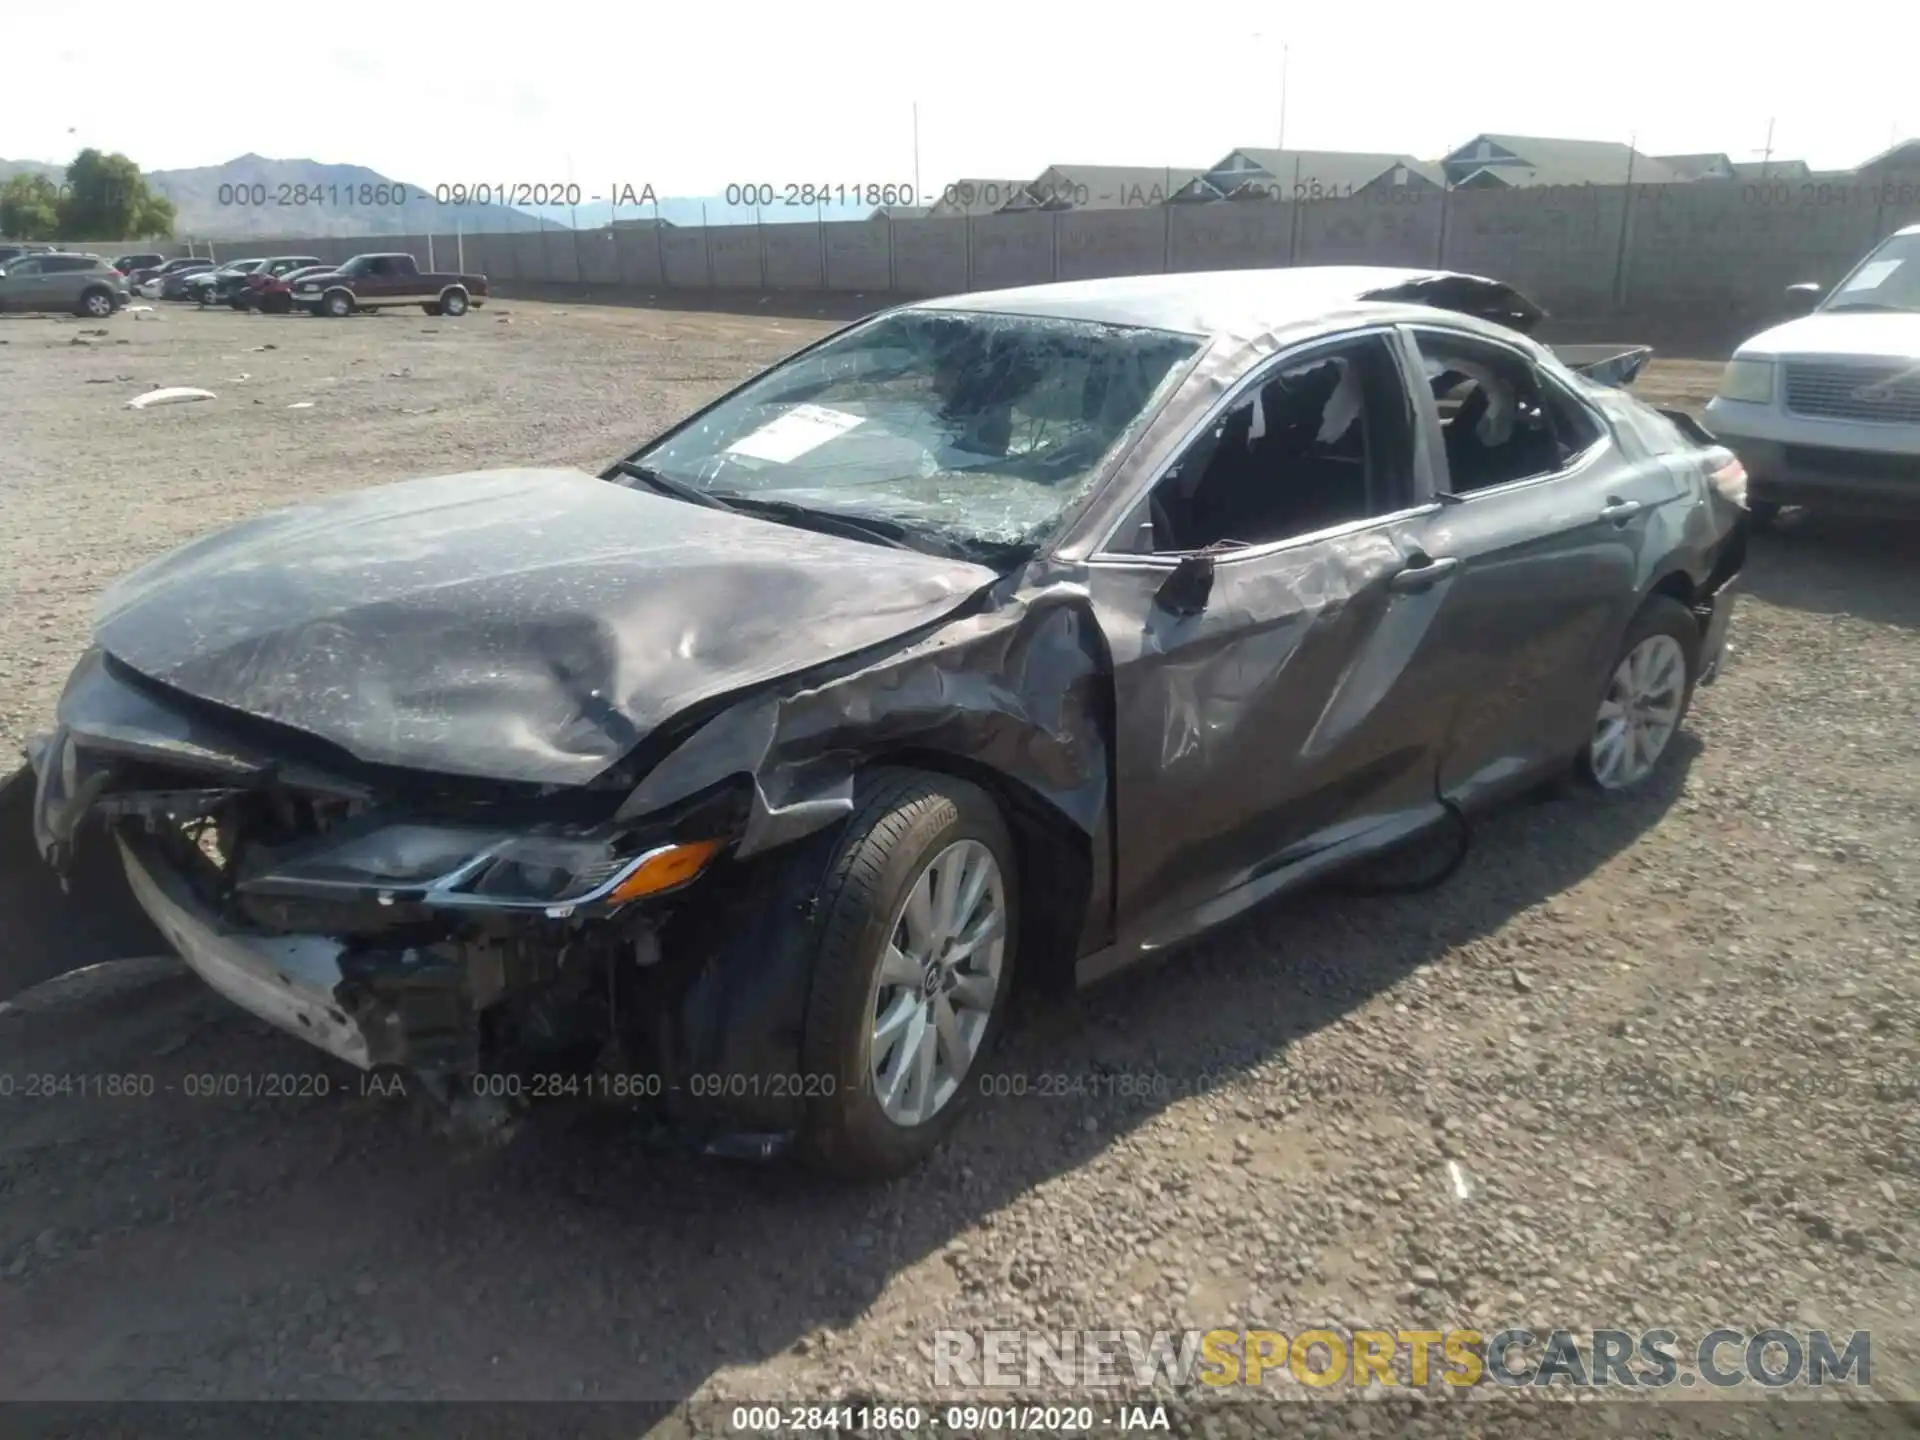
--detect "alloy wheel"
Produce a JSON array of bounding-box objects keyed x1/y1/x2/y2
[
  {"x1": 1590, "y1": 633, "x2": 1686, "y2": 789},
  {"x1": 867, "y1": 838, "x2": 1007, "y2": 1127}
]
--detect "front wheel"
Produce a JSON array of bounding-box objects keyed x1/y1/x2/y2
[
  {"x1": 1577, "y1": 596, "x2": 1700, "y2": 792},
  {"x1": 77, "y1": 288, "x2": 115, "y2": 319},
  {"x1": 798, "y1": 771, "x2": 1019, "y2": 1180},
  {"x1": 321, "y1": 290, "x2": 354, "y2": 318},
  {"x1": 1747, "y1": 499, "x2": 1783, "y2": 530},
  {"x1": 439, "y1": 289, "x2": 469, "y2": 317}
]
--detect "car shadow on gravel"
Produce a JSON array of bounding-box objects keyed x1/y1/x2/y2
[
  {"x1": 0, "y1": 742, "x2": 1696, "y2": 1404},
  {"x1": 1741, "y1": 513, "x2": 1920, "y2": 631}
]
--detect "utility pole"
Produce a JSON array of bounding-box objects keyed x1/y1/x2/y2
[
  {"x1": 1277, "y1": 43, "x2": 1290, "y2": 152},
  {"x1": 1752, "y1": 118, "x2": 1776, "y2": 178},
  {"x1": 912, "y1": 103, "x2": 922, "y2": 205}
]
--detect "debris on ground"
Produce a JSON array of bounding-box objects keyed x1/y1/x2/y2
[{"x1": 126, "y1": 387, "x2": 216, "y2": 409}]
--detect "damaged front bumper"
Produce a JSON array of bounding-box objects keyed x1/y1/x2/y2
[
  {"x1": 116, "y1": 828, "x2": 378, "y2": 1069},
  {"x1": 14, "y1": 656, "x2": 813, "y2": 1134}
]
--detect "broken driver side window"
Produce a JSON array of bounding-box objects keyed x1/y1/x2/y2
[{"x1": 1144, "y1": 334, "x2": 1412, "y2": 554}]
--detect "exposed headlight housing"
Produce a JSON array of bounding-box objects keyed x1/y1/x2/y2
[
  {"x1": 1716, "y1": 357, "x2": 1775, "y2": 405},
  {"x1": 235, "y1": 823, "x2": 728, "y2": 917}
]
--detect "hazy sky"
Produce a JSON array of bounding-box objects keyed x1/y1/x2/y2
[{"x1": 6, "y1": 0, "x2": 1912, "y2": 192}]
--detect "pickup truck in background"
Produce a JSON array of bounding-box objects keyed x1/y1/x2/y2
[{"x1": 292, "y1": 252, "x2": 489, "y2": 317}]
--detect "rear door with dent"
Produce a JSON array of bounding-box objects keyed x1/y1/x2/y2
[
  {"x1": 1083, "y1": 327, "x2": 1454, "y2": 955},
  {"x1": 1389, "y1": 324, "x2": 1685, "y2": 807}
]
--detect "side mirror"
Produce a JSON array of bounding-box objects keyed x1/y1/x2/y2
[
  {"x1": 1782, "y1": 282, "x2": 1824, "y2": 315},
  {"x1": 1154, "y1": 552, "x2": 1215, "y2": 617}
]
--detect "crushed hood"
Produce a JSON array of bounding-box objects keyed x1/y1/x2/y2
[
  {"x1": 1733, "y1": 311, "x2": 1920, "y2": 361},
  {"x1": 92, "y1": 468, "x2": 997, "y2": 786}
]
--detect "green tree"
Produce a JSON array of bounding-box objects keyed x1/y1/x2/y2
[
  {"x1": 0, "y1": 173, "x2": 61, "y2": 239},
  {"x1": 55, "y1": 149, "x2": 176, "y2": 240}
]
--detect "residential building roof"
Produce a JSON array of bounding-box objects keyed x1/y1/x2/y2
[
  {"x1": 1444, "y1": 134, "x2": 1680, "y2": 185},
  {"x1": 1208, "y1": 148, "x2": 1445, "y2": 196},
  {"x1": 1024, "y1": 165, "x2": 1205, "y2": 210},
  {"x1": 1857, "y1": 139, "x2": 1920, "y2": 172},
  {"x1": 1729, "y1": 159, "x2": 1811, "y2": 179},
  {"x1": 1654, "y1": 152, "x2": 1734, "y2": 179}
]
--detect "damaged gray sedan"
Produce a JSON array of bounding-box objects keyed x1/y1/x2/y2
[{"x1": 3, "y1": 266, "x2": 1751, "y2": 1178}]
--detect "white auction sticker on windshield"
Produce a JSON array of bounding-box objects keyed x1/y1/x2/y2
[
  {"x1": 1841, "y1": 258, "x2": 1902, "y2": 293},
  {"x1": 725, "y1": 404, "x2": 865, "y2": 463}
]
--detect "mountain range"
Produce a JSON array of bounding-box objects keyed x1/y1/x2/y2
[
  {"x1": 2, "y1": 154, "x2": 559, "y2": 237},
  {"x1": 2, "y1": 155, "x2": 880, "y2": 238}
]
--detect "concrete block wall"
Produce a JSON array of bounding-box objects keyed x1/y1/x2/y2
[{"x1": 70, "y1": 165, "x2": 1920, "y2": 323}]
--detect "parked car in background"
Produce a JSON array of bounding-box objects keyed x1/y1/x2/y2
[
  {"x1": 227, "y1": 255, "x2": 323, "y2": 309},
  {"x1": 0, "y1": 252, "x2": 130, "y2": 317},
  {"x1": 1705, "y1": 223, "x2": 1920, "y2": 525},
  {"x1": 127, "y1": 255, "x2": 203, "y2": 290},
  {"x1": 157, "y1": 262, "x2": 217, "y2": 300},
  {"x1": 292, "y1": 252, "x2": 487, "y2": 316},
  {"x1": 7, "y1": 266, "x2": 1750, "y2": 1178},
  {"x1": 112, "y1": 252, "x2": 167, "y2": 278},
  {"x1": 0, "y1": 243, "x2": 55, "y2": 268},
  {"x1": 183, "y1": 259, "x2": 267, "y2": 304},
  {"x1": 253, "y1": 264, "x2": 335, "y2": 314}
]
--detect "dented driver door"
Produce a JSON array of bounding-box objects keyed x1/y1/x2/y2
[{"x1": 1085, "y1": 513, "x2": 1455, "y2": 962}]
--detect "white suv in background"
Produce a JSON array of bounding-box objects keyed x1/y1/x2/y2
[{"x1": 1705, "y1": 223, "x2": 1920, "y2": 526}]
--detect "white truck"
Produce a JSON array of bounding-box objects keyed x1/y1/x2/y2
[{"x1": 1704, "y1": 223, "x2": 1920, "y2": 526}]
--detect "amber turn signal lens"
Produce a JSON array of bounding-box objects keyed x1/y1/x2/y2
[{"x1": 605, "y1": 839, "x2": 725, "y2": 904}]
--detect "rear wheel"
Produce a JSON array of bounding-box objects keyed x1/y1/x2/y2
[
  {"x1": 1748, "y1": 499, "x2": 1783, "y2": 530},
  {"x1": 321, "y1": 290, "x2": 354, "y2": 318},
  {"x1": 439, "y1": 289, "x2": 469, "y2": 317},
  {"x1": 1577, "y1": 596, "x2": 1700, "y2": 792},
  {"x1": 798, "y1": 770, "x2": 1018, "y2": 1180},
  {"x1": 77, "y1": 287, "x2": 115, "y2": 319}
]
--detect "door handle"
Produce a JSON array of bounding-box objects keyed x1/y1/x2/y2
[
  {"x1": 1600, "y1": 497, "x2": 1643, "y2": 524},
  {"x1": 1388, "y1": 554, "x2": 1460, "y2": 593}
]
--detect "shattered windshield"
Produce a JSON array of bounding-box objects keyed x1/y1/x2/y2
[
  {"x1": 628, "y1": 308, "x2": 1202, "y2": 558},
  {"x1": 1822, "y1": 233, "x2": 1920, "y2": 313}
]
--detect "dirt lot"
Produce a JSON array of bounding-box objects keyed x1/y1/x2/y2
[{"x1": 0, "y1": 301, "x2": 1914, "y2": 1419}]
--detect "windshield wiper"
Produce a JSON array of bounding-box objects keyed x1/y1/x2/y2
[
  {"x1": 709, "y1": 494, "x2": 919, "y2": 551},
  {"x1": 1822, "y1": 302, "x2": 1910, "y2": 314},
  {"x1": 609, "y1": 460, "x2": 738, "y2": 512}
]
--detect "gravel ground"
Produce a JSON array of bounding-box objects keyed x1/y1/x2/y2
[{"x1": 0, "y1": 302, "x2": 1914, "y2": 1421}]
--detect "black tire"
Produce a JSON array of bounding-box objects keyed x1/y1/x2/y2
[
  {"x1": 439, "y1": 289, "x2": 469, "y2": 317},
  {"x1": 1574, "y1": 595, "x2": 1701, "y2": 792},
  {"x1": 1748, "y1": 499, "x2": 1782, "y2": 530},
  {"x1": 798, "y1": 769, "x2": 1019, "y2": 1180},
  {"x1": 76, "y1": 286, "x2": 116, "y2": 320},
  {"x1": 321, "y1": 289, "x2": 354, "y2": 318},
  {"x1": 0, "y1": 765, "x2": 168, "y2": 1004}
]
